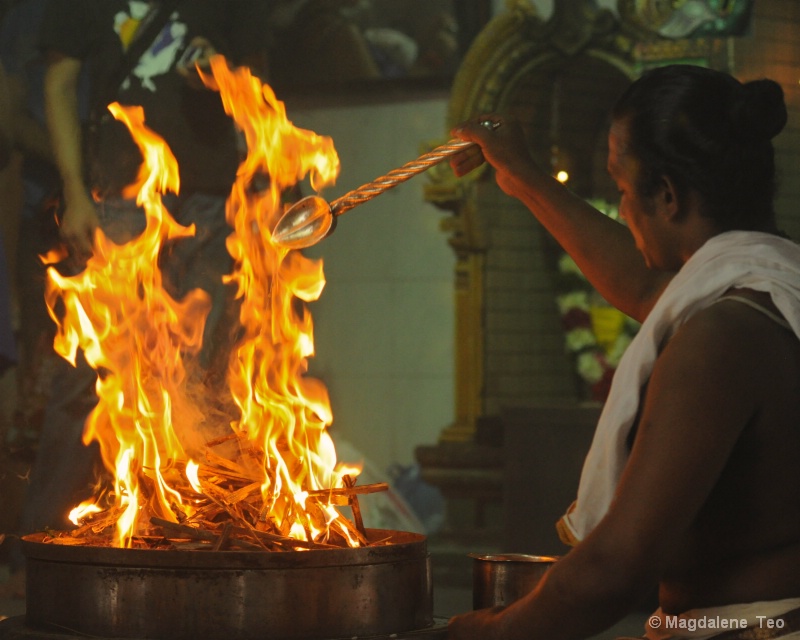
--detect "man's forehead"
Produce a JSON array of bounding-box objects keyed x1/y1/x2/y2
[
  {"x1": 608, "y1": 122, "x2": 628, "y2": 173},
  {"x1": 608, "y1": 120, "x2": 632, "y2": 173},
  {"x1": 609, "y1": 121, "x2": 630, "y2": 152}
]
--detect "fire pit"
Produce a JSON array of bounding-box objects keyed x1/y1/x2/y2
[
  {"x1": 0, "y1": 59, "x2": 450, "y2": 640},
  {"x1": 0, "y1": 529, "x2": 442, "y2": 640}
]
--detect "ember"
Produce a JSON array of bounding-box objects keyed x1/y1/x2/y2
[{"x1": 41, "y1": 57, "x2": 375, "y2": 552}]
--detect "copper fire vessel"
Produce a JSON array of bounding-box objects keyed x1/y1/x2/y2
[{"x1": 14, "y1": 529, "x2": 435, "y2": 640}]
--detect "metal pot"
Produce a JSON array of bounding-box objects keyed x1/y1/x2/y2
[
  {"x1": 21, "y1": 529, "x2": 433, "y2": 639},
  {"x1": 469, "y1": 553, "x2": 558, "y2": 609}
]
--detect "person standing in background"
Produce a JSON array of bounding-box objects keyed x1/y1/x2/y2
[
  {"x1": 4, "y1": 0, "x2": 272, "y2": 591},
  {"x1": 0, "y1": 0, "x2": 88, "y2": 458}
]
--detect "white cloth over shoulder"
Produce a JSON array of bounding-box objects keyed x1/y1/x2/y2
[{"x1": 559, "y1": 230, "x2": 800, "y2": 544}]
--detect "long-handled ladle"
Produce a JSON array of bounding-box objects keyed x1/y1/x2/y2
[{"x1": 271, "y1": 120, "x2": 499, "y2": 250}]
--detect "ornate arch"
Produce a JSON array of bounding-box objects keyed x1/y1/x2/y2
[{"x1": 425, "y1": 0, "x2": 731, "y2": 443}]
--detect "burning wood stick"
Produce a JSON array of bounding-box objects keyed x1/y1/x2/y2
[
  {"x1": 188, "y1": 486, "x2": 272, "y2": 549},
  {"x1": 204, "y1": 433, "x2": 240, "y2": 448},
  {"x1": 221, "y1": 481, "x2": 262, "y2": 506},
  {"x1": 69, "y1": 506, "x2": 125, "y2": 538},
  {"x1": 229, "y1": 524, "x2": 335, "y2": 550},
  {"x1": 331, "y1": 509, "x2": 370, "y2": 547},
  {"x1": 212, "y1": 523, "x2": 233, "y2": 551},
  {"x1": 200, "y1": 449, "x2": 261, "y2": 483},
  {"x1": 305, "y1": 481, "x2": 388, "y2": 505},
  {"x1": 343, "y1": 475, "x2": 367, "y2": 540},
  {"x1": 150, "y1": 517, "x2": 263, "y2": 551}
]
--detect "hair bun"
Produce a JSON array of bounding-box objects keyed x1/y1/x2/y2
[{"x1": 732, "y1": 79, "x2": 788, "y2": 140}]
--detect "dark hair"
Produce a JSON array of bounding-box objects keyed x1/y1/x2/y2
[{"x1": 612, "y1": 64, "x2": 787, "y2": 231}]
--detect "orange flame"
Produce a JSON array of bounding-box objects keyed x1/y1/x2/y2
[
  {"x1": 44, "y1": 58, "x2": 362, "y2": 548},
  {"x1": 212, "y1": 57, "x2": 360, "y2": 545},
  {"x1": 46, "y1": 102, "x2": 209, "y2": 547}
]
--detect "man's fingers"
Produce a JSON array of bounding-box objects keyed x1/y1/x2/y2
[{"x1": 450, "y1": 145, "x2": 485, "y2": 177}]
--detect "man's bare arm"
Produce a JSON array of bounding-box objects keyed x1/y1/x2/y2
[
  {"x1": 44, "y1": 52, "x2": 98, "y2": 259},
  {"x1": 450, "y1": 117, "x2": 672, "y2": 322},
  {"x1": 448, "y1": 308, "x2": 756, "y2": 640}
]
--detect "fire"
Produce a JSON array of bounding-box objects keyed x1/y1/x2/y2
[
  {"x1": 43, "y1": 58, "x2": 370, "y2": 550},
  {"x1": 213, "y1": 56, "x2": 361, "y2": 546},
  {"x1": 68, "y1": 500, "x2": 103, "y2": 527}
]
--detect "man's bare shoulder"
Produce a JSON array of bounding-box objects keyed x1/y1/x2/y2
[
  {"x1": 655, "y1": 297, "x2": 766, "y2": 402},
  {"x1": 672, "y1": 289, "x2": 799, "y2": 377}
]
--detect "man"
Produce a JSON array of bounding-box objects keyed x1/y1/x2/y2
[
  {"x1": 0, "y1": 0, "x2": 86, "y2": 457},
  {"x1": 447, "y1": 65, "x2": 800, "y2": 640}
]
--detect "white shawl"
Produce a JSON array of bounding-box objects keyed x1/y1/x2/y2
[{"x1": 559, "y1": 230, "x2": 800, "y2": 543}]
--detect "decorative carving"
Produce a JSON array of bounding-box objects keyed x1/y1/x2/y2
[{"x1": 617, "y1": 0, "x2": 754, "y2": 40}]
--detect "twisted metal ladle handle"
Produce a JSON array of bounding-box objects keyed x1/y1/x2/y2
[{"x1": 328, "y1": 139, "x2": 476, "y2": 217}]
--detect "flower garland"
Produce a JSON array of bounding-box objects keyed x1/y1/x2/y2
[{"x1": 555, "y1": 200, "x2": 640, "y2": 402}]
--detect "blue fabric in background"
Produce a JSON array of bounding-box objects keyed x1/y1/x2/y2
[{"x1": 388, "y1": 463, "x2": 445, "y2": 535}]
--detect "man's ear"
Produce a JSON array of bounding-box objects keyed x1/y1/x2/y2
[{"x1": 657, "y1": 174, "x2": 682, "y2": 220}]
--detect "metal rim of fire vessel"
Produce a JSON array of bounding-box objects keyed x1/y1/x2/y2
[{"x1": 22, "y1": 528, "x2": 426, "y2": 568}]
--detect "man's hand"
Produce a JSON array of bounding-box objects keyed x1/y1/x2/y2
[
  {"x1": 59, "y1": 188, "x2": 98, "y2": 264},
  {"x1": 450, "y1": 116, "x2": 534, "y2": 181},
  {"x1": 448, "y1": 607, "x2": 507, "y2": 640},
  {"x1": 176, "y1": 37, "x2": 217, "y2": 90}
]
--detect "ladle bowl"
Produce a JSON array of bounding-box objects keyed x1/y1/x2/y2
[
  {"x1": 271, "y1": 121, "x2": 499, "y2": 250},
  {"x1": 272, "y1": 195, "x2": 337, "y2": 250}
]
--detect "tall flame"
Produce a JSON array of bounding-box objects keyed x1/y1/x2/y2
[
  {"x1": 212, "y1": 57, "x2": 357, "y2": 545},
  {"x1": 44, "y1": 58, "x2": 363, "y2": 548}
]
